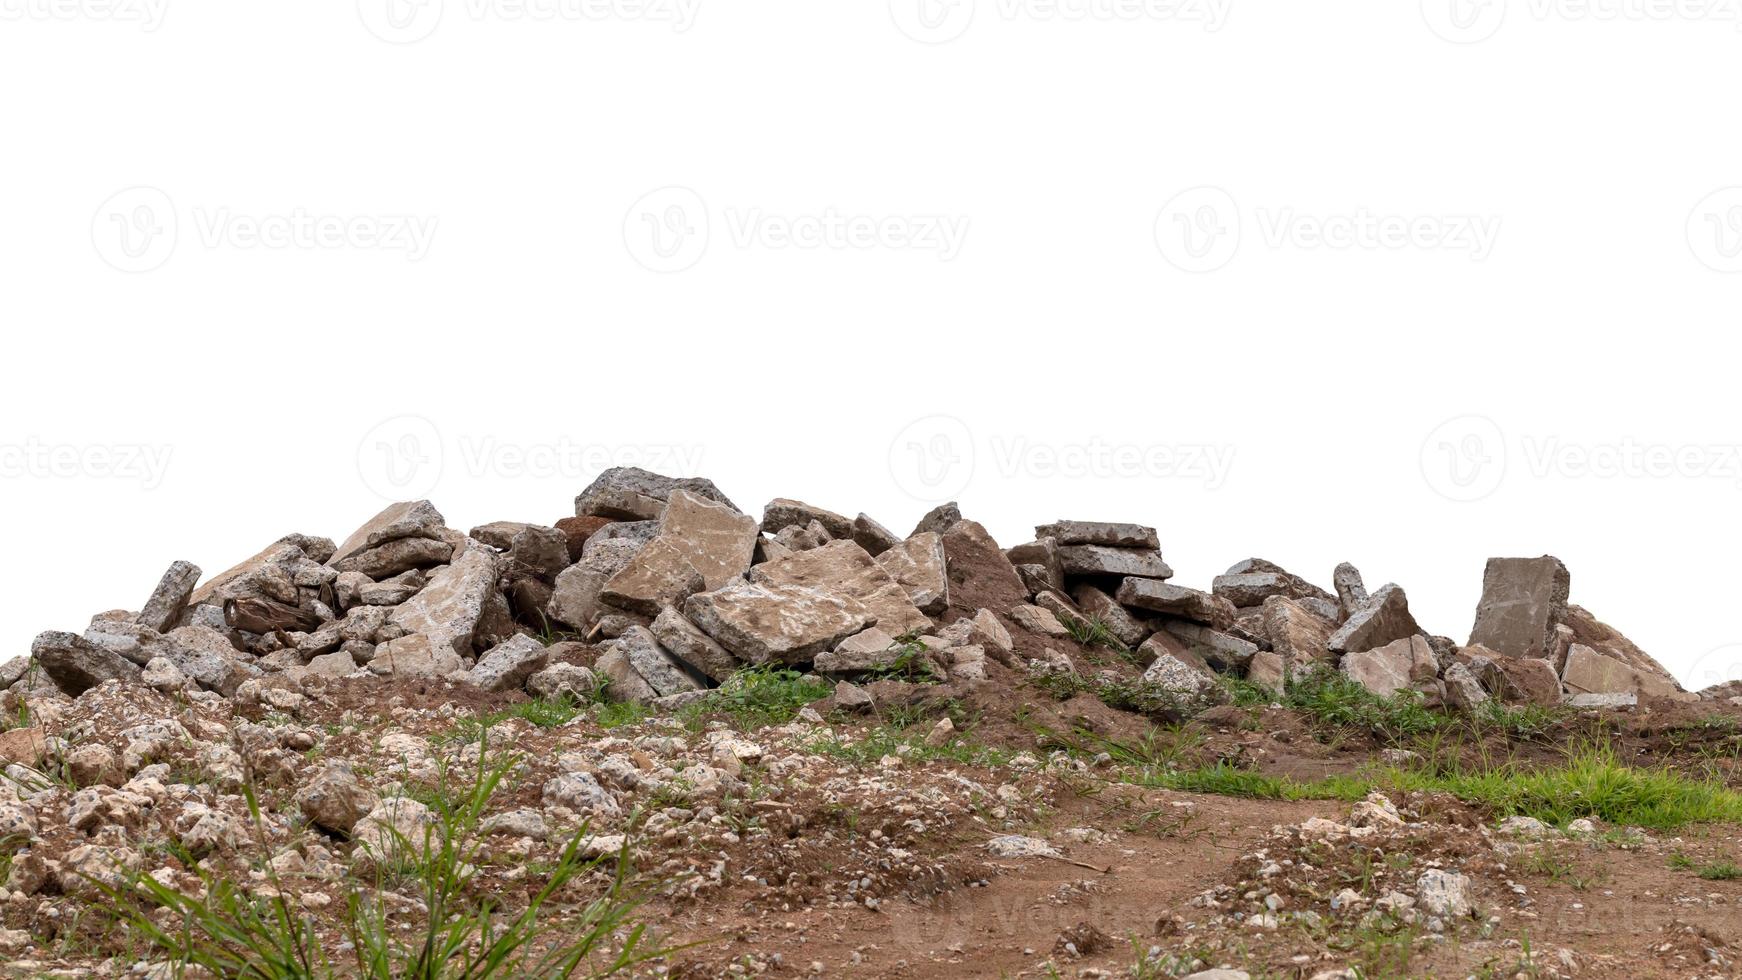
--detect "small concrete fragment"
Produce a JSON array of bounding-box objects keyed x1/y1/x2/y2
[
  {"x1": 684, "y1": 581, "x2": 874, "y2": 665},
  {"x1": 874, "y1": 532, "x2": 949, "y2": 615},
  {"x1": 1115, "y1": 579, "x2": 1234, "y2": 629}
]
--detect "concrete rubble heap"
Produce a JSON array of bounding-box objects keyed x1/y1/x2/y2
[{"x1": 14, "y1": 467, "x2": 1720, "y2": 715}]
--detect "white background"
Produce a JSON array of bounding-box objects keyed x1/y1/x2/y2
[{"x1": 4, "y1": 0, "x2": 1741, "y2": 691}]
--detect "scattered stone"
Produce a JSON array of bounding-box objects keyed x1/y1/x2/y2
[
  {"x1": 298, "y1": 762, "x2": 377, "y2": 835},
  {"x1": 547, "y1": 537, "x2": 642, "y2": 631},
  {"x1": 985, "y1": 835, "x2": 1061, "y2": 859},
  {"x1": 1333, "y1": 562, "x2": 1369, "y2": 618},
  {"x1": 1009, "y1": 604, "x2": 1072, "y2": 639},
  {"x1": 371, "y1": 634, "x2": 463, "y2": 678},
  {"x1": 1262, "y1": 596, "x2": 1335, "y2": 669},
  {"x1": 1415, "y1": 869, "x2": 1473, "y2": 918},
  {"x1": 1442, "y1": 662, "x2": 1489, "y2": 710},
  {"x1": 465, "y1": 634, "x2": 550, "y2": 692},
  {"x1": 686, "y1": 580, "x2": 874, "y2": 665},
  {"x1": 526, "y1": 662, "x2": 598, "y2": 701}
]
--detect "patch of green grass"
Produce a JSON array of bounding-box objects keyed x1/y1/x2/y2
[
  {"x1": 1097, "y1": 737, "x2": 1742, "y2": 832},
  {"x1": 1668, "y1": 851, "x2": 1696, "y2": 870},
  {"x1": 1220, "y1": 676, "x2": 1281, "y2": 708},
  {"x1": 1137, "y1": 761, "x2": 1374, "y2": 802},
  {"x1": 1284, "y1": 668, "x2": 1445, "y2": 744},
  {"x1": 672, "y1": 666, "x2": 829, "y2": 730},
  {"x1": 1697, "y1": 859, "x2": 1742, "y2": 881},
  {"x1": 436, "y1": 696, "x2": 588, "y2": 744},
  {"x1": 859, "y1": 637, "x2": 944, "y2": 684},
  {"x1": 1062, "y1": 616, "x2": 1130, "y2": 655},
  {"x1": 1385, "y1": 745, "x2": 1742, "y2": 830}
]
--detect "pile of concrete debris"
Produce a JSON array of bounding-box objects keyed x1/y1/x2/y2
[{"x1": 10, "y1": 467, "x2": 1727, "y2": 713}]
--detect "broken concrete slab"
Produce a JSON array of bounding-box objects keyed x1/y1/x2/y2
[
  {"x1": 761, "y1": 499, "x2": 855, "y2": 540},
  {"x1": 1561, "y1": 643, "x2": 1695, "y2": 702},
  {"x1": 1115, "y1": 579, "x2": 1234, "y2": 629},
  {"x1": 911, "y1": 502, "x2": 962, "y2": 537},
  {"x1": 388, "y1": 546, "x2": 502, "y2": 657},
  {"x1": 594, "y1": 646, "x2": 657, "y2": 704},
  {"x1": 369, "y1": 633, "x2": 463, "y2": 679},
  {"x1": 1333, "y1": 562, "x2": 1369, "y2": 620},
  {"x1": 1058, "y1": 545, "x2": 1173, "y2": 581},
  {"x1": 1006, "y1": 538, "x2": 1063, "y2": 591},
  {"x1": 1327, "y1": 585, "x2": 1420, "y2": 655},
  {"x1": 750, "y1": 540, "x2": 930, "y2": 637},
  {"x1": 1467, "y1": 556, "x2": 1570, "y2": 660},
  {"x1": 1558, "y1": 605, "x2": 1686, "y2": 694},
  {"x1": 137, "y1": 561, "x2": 201, "y2": 633},
  {"x1": 649, "y1": 606, "x2": 742, "y2": 683},
  {"x1": 1341, "y1": 636, "x2": 1436, "y2": 698},
  {"x1": 331, "y1": 501, "x2": 446, "y2": 566},
  {"x1": 615, "y1": 627, "x2": 703, "y2": 698},
  {"x1": 1156, "y1": 619, "x2": 1258, "y2": 672},
  {"x1": 465, "y1": 634, "x2": 549, "y2": 692},
  {"x1": 875, "y1": 532, "x2": 948, "y2": 615},
  {"x1": 1008, "y1": 604, "x2": 1072, "y2": 638},
  {"x1": 546, "y1": 538, "x2": 643, "y2": 631},
  {"x1": 331, "y1": 537, "x2": 454, "y2": 580},
  {"x1": 32, "y1": 631, "x2": 142, "y2": 695},
  {"x1": 1036, "y1": 521, "x2": 1159, "y2": 550},
  {"x1": 1071, "y1": 584, "x2": 1151, "y2": 649},
  {"x1": 851, "y1": 514, "x2": 900, "y2": 557},
  {"x1": 1262, "y1": 596, "x2": 1335, "y2": 670},
  {"x1": 684, "y1": 581, "x2": 875, "y2": 666},
  {"x1": 574, "y1": 467, "x2": 739, "y2": 519},
  {"x1": 599, "y1": 538, "x2": 707, "y2": 617}
]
